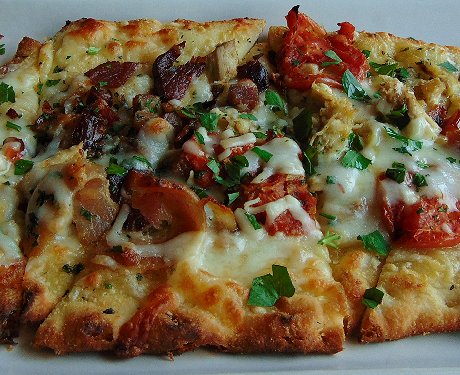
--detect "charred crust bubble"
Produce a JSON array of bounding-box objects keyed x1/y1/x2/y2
[{"x1": 153, "y1": 42, "x2": 206, "y2": 101}]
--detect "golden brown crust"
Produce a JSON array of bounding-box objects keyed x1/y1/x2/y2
[
  {"x1": 360, "y1": 247, "x2": 460, "y2": 342},
  {"x1": 0, "y1": 36, "x2": 41, "y2": 77},
  {"x1": 0, "y1": 260, "x2": 25, "y2": 344}
]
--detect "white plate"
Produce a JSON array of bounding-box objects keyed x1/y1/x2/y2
[{"x1": 1, "y1": 0, "x2": 460, "y2": 374}]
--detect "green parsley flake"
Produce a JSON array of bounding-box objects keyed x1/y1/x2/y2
[
  {"x1": 86, "y1": 46, "x2": 101, "y2": 55},
  {"x1": 106, "y1": 162, "x2": 127, "y2": 176},
  {"x1": 45, "y1": 79, "x2": 61, "y2": 87},
  {"x1": 318, "y1": 231, "x2": 341, "y2": 249},
  {"x1": 348, "y1": 132, "x2": 364, "y2": 151},
  {"x1": 438, "y1": 61, "x2": 458, "y2": 72},
  {"x1": 0, "y1": 44, "x2": 5, "y2": 55},
  {"x1": 319, "y1": 213, "x2": 337, "y2": 221},
  {"x1": 326, "y1": 175, "x2": 336, "y2": 184},
  {"x1": 384, "y1": 127, "x2": 422, "y2": 155},
  {"x1": 341, "y1": 150, "x2": 372, "y2": 170},
  {"x1": 62, "y1": 263, "x2": 85, "y2": 275},
  {"x1": 191, "y1": 186, "x2": 208, "y2": 199},
  {"x1": 253, "y1": 131, "x2": 267, "y2": 139},
  {"x1": 239, "y1": 113, "x2": 257, "y2": 121},
  {"x1": 321, "y1": 50, "x2": 342, "y2": 66},
  {"x1": 195, "y1": 131, "x2": 205, "y2": 144},
  {"x1": 362, "y1": 287, "x2": 384, "y2": 309},
  {"x1": 369, "y1": 61, "x2": 409, "y2": 81},
  {"x1": 293, "y1": 109, "x2": 313, "y2": 146},
  {"x1": 342, "y1": 69, "x2": 370, "y2": 102},
  {"x1": 206, "y1": 158, "x2": 220, "y2": 175},
  {"x1": 200, "y1": 112, "x2": 220, "y2": 131},
  {"x1": 0, "y1": 82, "x2": 15, "y2": 105},
  {"x1": 14, "y1": 159, "x2": 34, "y2": 175},
  {"x1": 446, "y1": 157, "x2": 457, "y2": 164},
  {"x1": 385, "y1": 162, "x2": 406, "y2": 183},
  {"x1": 80, "y1": 208, "x2": 93, "y2": 222},
  {"x1": 416, "y1": 161, "x2": 430, "y2": 169},
  {"x1": 303, "y1": 145, "x2": 318, "y2": 176},
  {"x1": 252, "y1": 147, "x2": 273, "y2": 163},
  {"x1": 227, "y1": 192, "x2": 239, "y2": 205},
  {"x1": 104, "y1": 283, "x2": 113, "y2": 289},
  {"x1": 412, "y1": 172, "x2": 428, "y2": 188},
  {"x1": 6, "y1": 121, "x2": 21, "y2": 132},
  {"x1": 247, "y1": 265, "x2": 295, "y2": 307},
  {"x1": 358, "y1": 230, "x2": 389, "y2": 256},
  {"x1": 245, "y1": 212, "x2": 261, "y2": 230},
  {"x1": 362, "y1": 49, "x2": 371, "y2": 58},
  {"x1": 264, "y1": 89, "x2": 287, "y2": 115}
]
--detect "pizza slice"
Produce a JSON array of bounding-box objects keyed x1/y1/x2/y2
[{"x1": 268, "y1": 6, "x2": 460, "y2": 339}]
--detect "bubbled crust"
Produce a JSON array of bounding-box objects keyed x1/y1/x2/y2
[
  {"x1": 360, "y1": 247, "x2": 460, "y2": 342},
  {"x1": 0, "y1": 260, "x2": 25, "y2": 344}
]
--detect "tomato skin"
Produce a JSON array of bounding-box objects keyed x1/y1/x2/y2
[
  {"x1": 441, "y1": 110, "x2": 460, "y2": 145},
  {"x1": 241, "y1": 174, "x2": 316, "y2": 236},
  {"x1": 2, "y1": 137, "x2": 25, "y2": 162},
  {"x1": 382, "y1": 194, "x2": 460, "y2": 248},
  {"x1": 279, "y1": 7, "x2": 369, "y2": 90}
]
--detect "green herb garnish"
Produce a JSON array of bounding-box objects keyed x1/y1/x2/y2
[
  {"x1": 14, "y1": 159, "x2": 34, "y2": 175},
  {"x1": 362, "y1": 287, "x2": 384, "y2": 309},
  {"x1": 245, "y1": 212, "x2": 261, "y2": 230},
  {"x1": 86, "y1": 46, "x2": 101, "y2": 55},
  {"x1": 321, "y1": 50, "x2": 342, "y2": 67},
  {"x1": 341, "y1": 150, "x2": 372, "y2": 170},
  {"x1": 239, "y1": 113, "x2": 258, "y2": 121},
  {"x1": 6, "y1": 121, "x2": 21, "y2": 132},
  {"x1": 342, "y1": 69, "x2": 370, "y2": 102},
  {"x1": 264, "y1": 89, "x2": 287, "y2": 115},
  {"x1": 358, "y1": 230, "x2": 389, "y2": 256},
  {"x1": 0, "y1": 82, "x2": 15, "y2": 105},
  {"x1": 438, "y1": 61, "x2": 458, "y2": 72},
  {"x1": 248, "y1": 264, "x2": 295, "y2": 307},
  {"x1": 318, "y1": 231, "x2": 341, "y2": 249},
  {"x1": 252, "y1": 147, "x2": 273, "y2": 163}
]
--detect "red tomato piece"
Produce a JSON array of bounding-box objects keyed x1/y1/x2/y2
[
  {"x1": 279, "y1": 6, "x2": 369, "y2": 90},
  {"x1": 441, "y1": 110, "x2": 460, "y2": 145}
]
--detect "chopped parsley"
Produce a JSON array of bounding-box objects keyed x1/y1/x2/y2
[
  {"x1": 384, "y1": 126, "x2": 422, "y2": 156},
  {"x1": 264, "y1": 89, "x2": 287, "y2": 115},
  {"x1": 245, "y1": 212, "x2": 261, "y2": 230},
  {"x1": 326, "y1": 175, "x2": 336, "y2": 184},
  {"x1": 136, "y1": 273, "x2": 144, "y2": 282},
  {"x1": 53, "y1": 65, "x2": 64, "y2": 73},
  {"x1": 348, "y1": 132, "x2": 364, "y2": 151},
  {"x1": 438, "y1": 61, "x2": 458, "y2": 72},
  {"x1": 362, "y1": 287, "x2": 384, "y2": 309},
  {"x1": 195, "y1": 131, "x2": 205, "y2": 144},
  {"x1": 14, "y1": 159, "x2": 34, "y2": 175},
  {"x1": 342, "y1": 69, "x2": 370, "y2": 102},
  {"x1": 362, "y1": 49, "x2": 371, "y2": 58},
  {"x1": 252, "y1": 147, "x2": 273, "y2": 162},
  {"x1": 0, "y1": 82, "x2": 15, "y2": 105},
  {"x1": 303, "y1": 145, "x2": 318, "y2": 176},
  {"x1": 6, "y1": 121, "x2": 21, "y2": 132},
  {"x1": 318, "y1": 231, "x2": 341, "y2": 249},
  {"x1": 62, "y1": 263, "x2": 85, "y2": 275},
  {"x1": 106, "y1": 160, "x2": 128, "y2": 176},
  {"x1": 248, "y1": 265, "x2": 295, "y2": 307},
  {"x1": 227, "y1": 192, "x2": 239, "y2": 205},
  {"x1": 80, "y1": 208, "x2": 93, "y2": 222},
  {"x1": 319, "y1": 213, "x2": 337, "y2": 221},
  {"x1": 206, "y1": 158, "x2": 220, "y2": 175},
  {"x1": 86, "y1": 46, "x2": 101, "y2": 55},
  {"x1": 110, "y1": 245, "x2": 123, "y2": 253},
  {"x1": 416, "y1": 161, "x2": 430, "y2": 169},
  {"x1": 104, "y1": 283, "x2": 113, "y2": 289},
  {"x1": 239, "y1": 113, "x2": 257, "y2": 121},
  {"x1": 0, "y1": 44, "x2": 4, "y2": 55},
  {"x1": 321, "y1": 50, "x2": 342, "y2": 66},
  {"x1": 45, "y1": 79, "x2": 61, "y2": 87},
  {"x1": 253, "y1": 131, "x2": 267, "y2": 139},
  {"x1": 369, "y1": 61, "x2": 409, "y2": 81},
  {"x1": 357, "y1": 230, "x2": 389, "y2": 256},
  {"x1": 412, "y1": 172, "x2": 427, "y2": 188},
  {"x1": 385, "y1": 162, "x2": 406, "y2": 183},
  {"x1": 191, "y1": 186, "x2": 208, "y2": 199},
  {"x1": 200, "y1": 112, "x2": 220, "y2": 131},
  {"x1": 341, "y1": 150, "x2": 372, "y2": 170},
  {"x1": 446, "y1": 157, "x2": 457, "y2": 164},
  {"x1": 292, "y1": 109, "x2": 312, "y2": 146}
]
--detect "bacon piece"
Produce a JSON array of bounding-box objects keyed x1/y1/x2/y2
[
  {"x1": 85, "y1": 61, "x2": 138, "y2": 89},
  {"x1": 237, "y1": 60, "x2": 269, "y2": 92},
  {"x1": 6, "y1": 108, "x2": 20, "y2": 119},
  {"x1": 227, "y1": 79, "x2": 260, "y2": 112},
  {"x1": 153, "y1": 42, "x2": 206, "y2": 101},
  {"x1": 86, "y1": 86, "x2": 113, "y2": 107},
  {"x1": 124, "y1": 171, "x2": 206, "y2": 243}
]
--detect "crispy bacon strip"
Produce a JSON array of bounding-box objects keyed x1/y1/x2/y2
[
  {"x1": 85, "y1": 61, "x2": 138, "y2": 89},
  {"x1": 153, "y1": 42, "x2": 206, "y2": 101}
]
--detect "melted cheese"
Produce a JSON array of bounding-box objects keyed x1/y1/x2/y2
[{"x1": 242, "y1": 137, "x2": 304, "y2": 183}]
